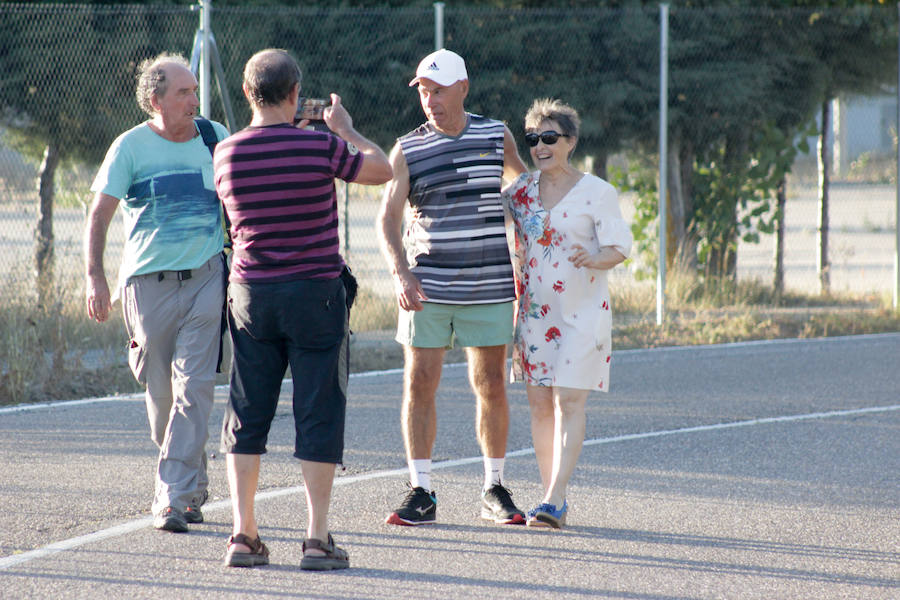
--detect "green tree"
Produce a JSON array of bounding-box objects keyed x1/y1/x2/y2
[
  {"x1": 805, "y1": 6, "x2": 896, "y2": 293},
  {"x1": 3, "y1": 0, "x2": 895, "y2": 300},
  {"x1": 454, "y1": 6, "x2": 656, "y2": 178},
  {"x1": 615, "y1": 4, "x2": 894, "y2": 283},
  {"x1": 206, "y1": 4, "x2": 433, "y2": 146},
  {"x1": 0, "y1": 4, "x2": 197, "y2": 303}
]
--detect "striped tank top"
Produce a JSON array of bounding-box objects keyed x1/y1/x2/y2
[{"x1": 399, "y1": 114, "x2": 515, "y2": 304}]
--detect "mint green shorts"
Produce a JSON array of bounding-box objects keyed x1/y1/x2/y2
[{"x1": 395, "y1": 301, "x2": 514, "y2": 348}]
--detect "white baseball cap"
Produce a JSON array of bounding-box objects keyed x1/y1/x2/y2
[{"x1": 408, "y1": 49, "x2": 468, "y2": 87}]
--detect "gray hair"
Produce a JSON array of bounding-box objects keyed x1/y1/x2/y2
[
  {"x1": 524, "y1": 98, "x2": 581, "y2": 140},
  {"x1": 243, "y1": 49, "x2": 302, "y2": 107},
  {"x1": 135, "y1": 53, "x2": 191, "y2": 117}
]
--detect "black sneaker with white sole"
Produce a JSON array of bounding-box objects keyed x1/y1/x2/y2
[
  {"x1": 481, "y1": 483, "x2": 526, "y2": 524},
  {"x1": 385, "y1": 485, "x2": 437, "y2": 526}
]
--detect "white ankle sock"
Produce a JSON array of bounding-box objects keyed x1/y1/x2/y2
[
  {"x1": 409, "y1": 459, "x2": 432, "y2": 492},
  {"x1": 483, "y1": 456, "x2": 505, "y2": 490}
]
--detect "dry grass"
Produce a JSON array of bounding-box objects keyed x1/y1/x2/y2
[
  {"x1": 1, "y1": 268, "x2": 898, "y2": 405},
  {"x1": 0, "y1": 269, "x2": 141, "y2": 404},
  {"x1": 346, "y1": 274, "x2": 900, "y2": 374},
  {"x1": 614, "y1": 305, "x2": 900, "y2": 350},
  {"x1": 349, "y1": 286, "x2": 396, "y2": 333},
  {"x1": 609, "y1": 273, "x2": 899, "y2": 350}
]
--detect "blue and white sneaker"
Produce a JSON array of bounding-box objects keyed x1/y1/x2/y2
[{"x1": 526, "y1": 500, "x2": 568, "y2": 529}]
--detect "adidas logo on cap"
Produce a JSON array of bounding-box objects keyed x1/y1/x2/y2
[{"x1": 409, "y1": 49, "x2": 468, "y2": 87}]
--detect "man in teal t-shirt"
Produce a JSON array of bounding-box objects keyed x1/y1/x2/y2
[{"x1": 84, "y1": 52, "x2": 228, "y2": 534}]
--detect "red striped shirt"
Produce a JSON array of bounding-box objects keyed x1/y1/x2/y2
[{"x1": 214, "y1": 124, "x2": 362, "y2": 283}]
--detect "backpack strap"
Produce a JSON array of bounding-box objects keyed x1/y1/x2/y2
[
  {"x1": 195, "y1": 117, "x2": 220, "y2": 158},
  {"x1": 195, "y1": 117, "x2": 231, "y2": 375},
  {"x1": 194, "y1": 117, "x2": 232, "y2": 250}
]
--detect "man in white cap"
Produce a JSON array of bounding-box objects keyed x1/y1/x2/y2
[{"x1": 377, "y1": 48, "x2": 527, "y2": 526}]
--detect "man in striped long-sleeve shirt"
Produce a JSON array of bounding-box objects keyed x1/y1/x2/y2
[
  {"x1": 214, "y1": 49, "x2": 391, "y2": 570},
  {"x1": 378, "y1": 49, "x2": 528, "y2": 527}
]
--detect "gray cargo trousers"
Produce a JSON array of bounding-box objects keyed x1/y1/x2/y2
[{"x1": 122, "y1": 253, "x2": 224, "y2": 515}]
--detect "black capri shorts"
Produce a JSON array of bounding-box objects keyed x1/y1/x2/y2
[{"x1": 221, "y1": 277, "x2": 348, "y2": 463}]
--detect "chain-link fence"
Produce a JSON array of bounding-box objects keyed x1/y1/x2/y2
[{"x1": 0, "y1": 3, "x2": 897, "y2": 324}]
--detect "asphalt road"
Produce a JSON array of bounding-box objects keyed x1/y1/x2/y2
[{"x1": 1, "y1": 334, "x2": 898, "y2": 599}]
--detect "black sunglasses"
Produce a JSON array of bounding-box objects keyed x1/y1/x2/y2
[{"x1": 524, "y1": 131, "x2": 570, "y2": 147}]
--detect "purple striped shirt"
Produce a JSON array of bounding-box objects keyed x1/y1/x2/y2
[{"x1": 214, "y1": 124, "x2": 362, "y2": 283}]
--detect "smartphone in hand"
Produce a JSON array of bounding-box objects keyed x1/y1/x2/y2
[{"x1": 295, "y1": 97, "x2": 329, "y2": 124}]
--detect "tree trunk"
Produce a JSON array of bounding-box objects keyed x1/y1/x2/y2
[
  {"x1": 35, "y1": 141, "x2": 59, "y2": 308},
  {"x1": 817, "y1": 99, "x2": 831, "y2": 295},
  {"x1": 591, "y1": 149, "x2": 608, "y2": 181},
  {"x1": 667, "y1": 136, "x2": 697, "y2": 273},
  {"x1": 773, "y1": 175, "x2": 786, "y2": 301},
  {"x1": 709, "y1": 131, "x2": 746, "y2": 280},
  {"x1": 706, "y1": 239, "x2": 733, "y2": 280}
]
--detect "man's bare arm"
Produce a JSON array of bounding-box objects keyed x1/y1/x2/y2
[
  {"x1": 84, "y1": 192, "x2": 119, "y2": 322},
  {"x1": 324, "y1": 93, "x2": 392, "y2": 184},
  {"x1": 502, "y1": 124, "x2": 527, "y2": 183},
  {"x1": 377, "y1": 144, "x2": 426, "y2": 311}
]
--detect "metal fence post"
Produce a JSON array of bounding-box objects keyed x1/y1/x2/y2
[
  {"x1": 657, "y1": 3, "x2": 669, "y2": 326},
  {"x1": 895, "y1": 3, "x2": 900, "y2": 310},
  {"x1": 199, "y1": 0, "x2": 212, "y2": 118},
  {"x1": 344, "y1": 180, "x2": 350, "y2": 259},
  {"x1": 434, "y1": 2, "x2": 445, "y2": 50}
]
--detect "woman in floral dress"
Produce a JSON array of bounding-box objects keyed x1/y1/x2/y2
[{"x1": 502, "y1": 99, "x2": 632, "y2": 528}]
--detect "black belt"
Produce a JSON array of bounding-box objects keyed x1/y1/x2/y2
[{"x1": 157, "y1": 269, "x2": 192, "y2": 282}]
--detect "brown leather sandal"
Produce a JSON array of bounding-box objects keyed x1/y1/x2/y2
[
  {"x1": 224, "y1": 533, "x2": 270, "y2": 568},
  {"x1": 300, "y1": 533, "x2": 349, "y2": 571}
]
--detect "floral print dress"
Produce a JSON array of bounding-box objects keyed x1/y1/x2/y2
[{"x1": 503, "y1": 172, "x2": 632, "y2": 391}]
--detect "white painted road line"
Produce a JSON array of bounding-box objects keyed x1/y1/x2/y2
[{"x1": 1, "y1": 402, "x2": 897, "y2": 571}]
